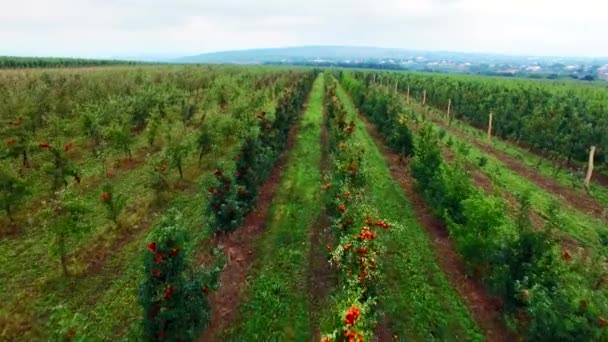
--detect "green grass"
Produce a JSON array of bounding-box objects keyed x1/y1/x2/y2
[
  {"x1": 335, "y1": 82, "x2": 483, "y2": 340},
  {"x1": 226, "y1": 74, "x2": 325, "y2": 340}
]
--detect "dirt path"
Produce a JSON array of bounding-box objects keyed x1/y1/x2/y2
[
  {"x1": 358, "y1": 114, "x2": 514, "y2": 342},
  {"x1": 430, "y1": 117, "x2": 607, "y2": 218},
  {"x1": 198, "y1": 107, "x2": 304, "y2": 341},
  {"x1": 307, "y1": 102, "x2": 336, "y2": 340}
]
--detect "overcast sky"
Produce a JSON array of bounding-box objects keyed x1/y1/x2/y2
[{"x1": 1, "y1": 0, "x2": 606, "y2": 58}]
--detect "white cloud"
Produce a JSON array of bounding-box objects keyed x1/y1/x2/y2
[{"x1": 0, "y1": 0, "x2": 606, "y2": 57}]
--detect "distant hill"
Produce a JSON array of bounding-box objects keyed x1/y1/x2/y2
[{"x1": 173, "y1": 46, "x2": 422, "y2": 64}]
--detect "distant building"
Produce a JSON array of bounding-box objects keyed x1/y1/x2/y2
[
  {"x1": 526, "y1": 65, "x2": 542, "y2": 72},
  {"x1": 598, "y1": 65, "x2": 608, "y2": 80},
  {"x1": 499, "y1": 68, "x2": 519, "y2": 75}
]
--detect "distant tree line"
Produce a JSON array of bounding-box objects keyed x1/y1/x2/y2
[{"x1": 0, "y1": 56, "x2": 151, "y2": 69}]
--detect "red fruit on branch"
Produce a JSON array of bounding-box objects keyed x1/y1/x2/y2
[
  {"x1": 343, "y1": 330, "x2": 363, "y2": 342},
  {"x1": 147, "y1": 242, "x2": 157, "y2": 252},
  {"x1": 152, "y1": 269, "x2": 160, "y2": 277},
  {"x1": 164, "y1": 286, "x2": 174, "y2": 299},
  {"x1": 562, "y1": 250, "x2": 572, "y2": 261},
  {"x1": 374, "y1": 220, "x2": 390, "y2": 229},
  {"x1": 348, "y1": 163, "x2": 357, "y2": 174},
  {"x1": 154, "y1": 256, "x2": 164, "y2": 263},
  {"x1": 359, "y1": 227, "x2": 376, "y2": 240},
  {"x1": 169, "y1": 247, "x2": 180, "y2": 256},
  {"x1": 64, "y1": 143, "x2": 73, "y2": 152},
  {"x1": 357, "y1": 248, "x2": 367, "y2": 255},
  {"x1": 101, "y1": 192, "x2": 111, "y2": 202},
  {"x1": 344, "y1": 243, "x2": 352, "y2": 251},
  {"x1": 213, "y1": 168, "x2": 222, "y2": 177},
  {"x1": 6, "y1": 139, "x2": 15, "y2": 146},
  {"x1": 599, "y1": 317, "x2": 607, "y2": 328},
  {"x1": 338, "y1": 204, "x2": 346, "y2": 213},
  {"x1": 344, "y1": 305, "x2": 361, "y2": 326},
  {"x1": 68, "y1": 330, "x2": 76, "y2": 336},
  {"x1": 202, "y1": 286, "x2": 209, "y2": 293},
  {"x1": 39, "y1": 142, "x2": 50, "y2": 148}
]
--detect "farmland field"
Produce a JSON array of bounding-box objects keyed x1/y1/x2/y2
[{"x1": 1, "y1": 65, "x2": 607, "y2": 341}]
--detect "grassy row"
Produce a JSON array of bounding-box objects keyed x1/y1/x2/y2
[
  {"x1": 334, "y1": 79, "x2": 482, "y2": 340},
  {"x1": 226, "y1": 74, "x2": 325, "y2": 340}
]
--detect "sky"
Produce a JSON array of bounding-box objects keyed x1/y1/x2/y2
[{"x1": 1, "y1": 0, "x2": 607, "y2": 58}]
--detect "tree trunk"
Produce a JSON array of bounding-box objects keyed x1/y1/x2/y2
[
  {"x1": 6, "y1": 205, "x2": 13, "y2": 222},
  {"x1": 199, "y1": 149, "x2": 204, "y2": 163},
  {"x1": 22, "y1": 150, "x2": 30, "y2": 168},
  {"x1": 59, "y1": 234, "x2": 69, "y2": 277},
  {"x1": 178, "y1": 164, "x2": 183, "y2": 179}
]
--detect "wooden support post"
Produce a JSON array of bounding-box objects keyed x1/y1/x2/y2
[
  {"x1": 446, "y1": 98, "x2": 451, "y2": 121},
  {"x1": 422, "y1": 90, "x2": 426, "y2": 106},
  {"x1": 406, "y1": 86, "x2": 410, "y2": 103},
  {"x1": 487, "y1": 112, "x2": 493, "y2": 145},
  {"x1": 584, "y1": 146, "x2": 596, "y2": 191}
]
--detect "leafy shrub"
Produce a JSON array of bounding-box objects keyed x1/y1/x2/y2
[
  {"x1": 478, "y1": 156, "x2": 488, "y2": 167},
  {"x1": 100, "y1": 184, "x2": 126, "y2": 228},
  {"x1": 207, "y1": 168, "x2": 245, "y2": 233},
  {"x1": 45, "y1": 192, "x2": 90, "y2": 276},
  {"x1": 42, "y1": 144, "x2": 80, "y2": 193},
  {"x1": 139, "y1": 211, "x2": 212, "y2": 341},
  {"x1": 0, "y1": 169, "x2": 28, "y2": 221}
]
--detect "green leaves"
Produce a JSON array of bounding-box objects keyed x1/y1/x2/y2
[
  {"x1": 100, "y1": 183, "x2": 126, "y2": 228},
  {"x1": 139, "y1": 209, "x2": 213, "y2": 341},
  {"x1": 0, "y1": 169, "x2": 29, "y2": 221}
]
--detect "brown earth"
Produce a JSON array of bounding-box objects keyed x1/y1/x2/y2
[
  {"x1": 199, "y1": 111, "x2": 303, "y2": 341},
  {"x1": 358, "y1": 114, "x2": 515, "y2": 342}
]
